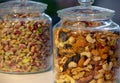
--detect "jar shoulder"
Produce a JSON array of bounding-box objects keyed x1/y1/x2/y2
[
  {"x1": 53, "y1": 20, "x2": 120, "y2": 31},
  {"x1": 42, "y1": 13, "x2": 52, "y2": 23}
]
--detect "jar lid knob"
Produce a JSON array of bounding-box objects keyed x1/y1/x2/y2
[
  {"x1": 21, "y1": 0, "x2": 28, "y2": 2},
  {"x1": 20, "y1": 0, "x2": 28, "y2": 5},
  {"x1": 78, "y1": 0, "x2": 94, "y2": 7}
]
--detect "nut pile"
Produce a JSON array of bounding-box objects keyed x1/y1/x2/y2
[
  {"x1": 53, "y1": 21, "x2": 120, "y2": 83},
  {"x1": 0, "y1": 14, "x2": 51, "y2": 73}
]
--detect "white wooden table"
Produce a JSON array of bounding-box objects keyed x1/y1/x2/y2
[{"x1": 0, "y1": 70, "x2": 54, "y2": 83}]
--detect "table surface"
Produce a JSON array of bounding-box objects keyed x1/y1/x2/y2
[{"x1": 0, "y1": 70, "x2": 54, "y2": 83}]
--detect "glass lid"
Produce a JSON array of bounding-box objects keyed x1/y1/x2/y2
[
  {"x1": 58, "y1": 0, "x2": 115, "y2": 21},
  {"x1": 0, "y1": 0, "x2": 47, "y2": 15}
]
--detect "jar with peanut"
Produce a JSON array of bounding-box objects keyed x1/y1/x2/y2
[{"x1": 53, "y1": 0, "x2": 120, "y2": 83}]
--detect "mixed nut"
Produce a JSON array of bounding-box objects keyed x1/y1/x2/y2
[
  {"x1": 0, "y1": 13, "x2": 51, "y2": 73},
  {"x1": 53, "y1": 21, "x2": 120, "y2": 83}
]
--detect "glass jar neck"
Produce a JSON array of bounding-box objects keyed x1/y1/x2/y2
[
  {"x1": 1, "y1": 12, "x2": 44, "y2": 20},
  {"x1": 61, "y1": 16, "x2": 112, "y2": 22},
  {"x1": 61, "y1": 18, "x2": 113, "y2": 30}
]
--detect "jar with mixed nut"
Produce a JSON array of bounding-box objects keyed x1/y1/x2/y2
[
  {"x1": 53, "y1": 0, "x2": 120, "y2": 83},
  {"x1": 0, "y1": 0, "x2": 52, "y2": 74}
]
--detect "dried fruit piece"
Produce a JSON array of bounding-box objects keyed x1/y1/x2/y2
[
  {"x1": 72, "y1": 53, "x2": 81, "y2": 63},
  {"x1": 64, "y1": 44, "x2": 72, "y2": 49},
  {"x1": 102, "y1": 46, "x2": 110, "y2": 53},
  {"x1": 78, "y1": 56, "x2": 85, "y2": 67},
  {"x1": 76, "y1": 36, "x2": 88, "y2": 46},
  {"x1": 101, "y1": 54, "x2": 108, "y2": 59},
  {"x1": 63, "y1": 57, "x2": 73, "y2": 71},
  {"x1": 91, "y1": 49, "x2": 99, "y2": 56},
  {"x1": 59, "y1": 31, "x2": 69, "y2": 42}
]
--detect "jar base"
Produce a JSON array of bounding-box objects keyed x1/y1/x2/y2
[{"x1": 0, "y1": 66, "x2": 52, "y2": 75}]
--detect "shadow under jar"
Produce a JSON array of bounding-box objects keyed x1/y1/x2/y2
[
  {"x1": 0, "y1": 0, "x2": 52, "y2": 74},
  {"x1": 53, "y1": 0, "x2": 120, "y2": 83}
]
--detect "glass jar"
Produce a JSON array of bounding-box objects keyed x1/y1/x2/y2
[
  {"x1": 0, "y1": 0, "x2": 52, "y2": 74},
  {"x1": 53, "y1": 0, "x2": 120, "y2": 83}
]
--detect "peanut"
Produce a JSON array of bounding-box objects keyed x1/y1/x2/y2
[
  {"x1": 98, "y1": 69, "x2": 105, "y2": 74},
  {"x1": 105, "y1": 74, "x2": 112, "y2": 80},
  {"x1": 102, "y1": 63, "x2": 109, "y2": 70},
  {"x1": 94, "y1": 73, "x2": 104, "y2": 79},
  {"x1": 81, "y1": 52, "x2": 92, "y2": 58},
  {"x1": 97, "y1": 78, "x2": 105, "y2": 83},
  {"x1": 89, "y1": 80, "x2": 97, "y2": 83},
  {"x1": 68, "y1": 61, "x2": 77, "y2": 68},
  {"x1": 108, "y1": 62, "x2": 113, "y2": 70},
  {"x1": 93, "y1": 56, "x2": 101, "y2": 61},
  {"x1": 68, "y1": 36, "x2": 75, "y2": 44},
  {"x1": 86, "y1": 34, "x2": 96, "y2": 43},
  {"x1": 85, "y1": 46, "x2": 90, "y2": 52},
  {"x1": 84, "y1": 58, "x2": 91, "y2": 66},
  {"x1": 66, "y1": 75, "x2": 75, "y2": 83},
  {"x1": 105, "y1": 81, "x2": 112, "y2": 83},
  {"x1": 87, "y1": 65, "x2": 93, "y2": 69}
]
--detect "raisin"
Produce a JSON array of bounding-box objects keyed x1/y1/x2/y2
[
  {"x1": 59, "y1": 32, "x2": 69, "y2": 42},
  {"x1": 107, "y1": 56, "x2": 110, "y2": 63},
  {"x1": 72, "y1": 53, "x2": 81, "y2": 63},
  {"x1": 63, "y1": 57, "x2": 73, "y2": 71},
  {"x1": 63, "y1": 53, "x2": 81, "y2": 71},
  {"x1": 64, "y1": 44, "x2": 72, "y2": 49},
  {"x1": 63, "y1": 62, "x2": 68, "y2": 71},
  {"x1": 56, "y1": 48, "x2": 61, "y2": 57}
]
